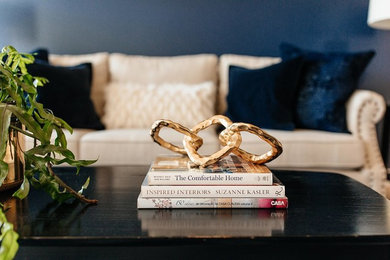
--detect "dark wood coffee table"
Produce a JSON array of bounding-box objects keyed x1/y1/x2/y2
[{"x1": 3, "y1": 166, "x2": 390, "y2": 259}]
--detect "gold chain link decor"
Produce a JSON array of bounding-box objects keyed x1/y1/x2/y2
[{"x1": 150, "y1": 115, "x2": 283, "y2": 167}]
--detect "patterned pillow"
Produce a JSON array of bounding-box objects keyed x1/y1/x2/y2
[
  {"x1": 102, "y1": 81, "x2": 216, "y2": 129},
  {"x1": 280, "y1": 43, "x2": 375, "y2": 133}
]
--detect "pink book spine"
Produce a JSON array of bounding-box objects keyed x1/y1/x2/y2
[{"x1": 137, "y1": 195, "x2": 288, "y2": 209}]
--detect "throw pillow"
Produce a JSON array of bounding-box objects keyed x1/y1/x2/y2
[
  {"x1": 108, "y1": 53, "x2": 218, "y2": 85},
  {"x1": 226, "y1": 57, "x2": 304, "y2": 130},
  {"x1": 49, "y1": 52, "x2": 110, "y2": 117},
  {"x1": 102, "y1": 81, "x2": 216, "y2": 129},
  {"x1": 218, "y1": 54, "x2": 281, "y2": 114},
  {"x1": 27, "y1": 61, "x2": 105, "y2": 130},
  {"x1": 30, "y1": 48, "x2": 49, "y2": 62},
  {"x1": 280, "y1": 43, "x2": 375, "y2": 133},
  {"x1": 1, "y1": 48, "x2": 48, "y2": 63}
]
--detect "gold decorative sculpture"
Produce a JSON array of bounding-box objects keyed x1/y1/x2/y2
[{"x1": 150, "y1": 115, "x2": 283, "y2": 167}]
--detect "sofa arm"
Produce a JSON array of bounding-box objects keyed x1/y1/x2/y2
[
  {"x1": 346, "y1": 89, "x2": 387, "y2": 194},
  {"x1": 346, "y1": 90, "x2": 386, "y2": 133}
]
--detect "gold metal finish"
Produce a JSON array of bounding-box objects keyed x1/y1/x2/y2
[
  {"x1": 150, "y1": 115, "x2": 283, "y2": 167},
  {"x1": 183, "y1": 115, "x2": 242, "y2": 167},
  {"x1": 219, "y1": 123, "x2": 283, "y2": 164},
  {"x1": 1, "y1": 124, "x2": 25, "y2": 191},
  {"x1": 150, "y1": 119, "x2": 203, "y2": 155}
]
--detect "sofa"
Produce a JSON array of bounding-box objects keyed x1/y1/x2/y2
[{"x1": 25, "y1": 50, "x2": 388, "y2": 197}]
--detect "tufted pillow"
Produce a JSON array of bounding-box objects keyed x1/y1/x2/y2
[
  {"x1": 102, "y1": 81, "x2": 216, "y2": 129},
  {"x1": 280, "y1": 43, "x2": 375, "y2": 133},
  {"x1": 218, "y1": 54, "x2": 281, "y2": 114},
  {"x1": 49, "y1": 52, "x2": 109, "y2": 117},
  {"x1": 226, "y1": 57, "x2": 304, "y2": 130}
]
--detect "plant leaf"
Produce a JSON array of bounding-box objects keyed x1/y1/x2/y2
[
  {"x1": 34, "y1": 173, "x2": 73, "y2": 203},
  {"x1": 0, "y1": 107, "x2": 11, "y2": 186},
  {"x1": 0, "y1": 207, "x2": 19, "y2": 260},
  {"x1": 12, "y1": 175, "x2": 30, "y2": 199},
  {"x1": 78, "y1": 177, "x2": 90, "y2": 194},
  {"x1": 25, "y1": 144, "x2": 75, "y2": 160},
  {"x1": 0, "y1": 161, "x2": 8, "y2": 188},
  {"x1": 53, "y1": 125, "x2": 67, "y2": 148},
  {"x1": 0, "y1": 104, "x2": 46, "y2": 142},
  {"x1": 49, "y1": 157, "x2": 97, "y2": 168}
]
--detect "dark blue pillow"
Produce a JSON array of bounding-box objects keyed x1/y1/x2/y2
[
  {"x1": 226, "y1": 57, "x2": 304, "y2": 130},
  {"x1": 27, "y1": 61, "x2": 104, "y2": 130},
  {"x1": 1, "y1": 48, "x2": 48, "y2": 64},
  {"x1": 280, "y1": 43, "x2": 375, "y2": 133},
  {"x1": 30, "y1": 48, "x2": 49, "y2": 62}
]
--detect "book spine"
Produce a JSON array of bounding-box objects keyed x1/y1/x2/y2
[
  {"x1": 148, "y1": 171, "x2": 273, "y2": 185},
  {"x1": 137, "y1": 196, "x2": 288, "y2": 208},
  {"x1": 141, "y1": 184, "x2": 285, "y2": 198}
]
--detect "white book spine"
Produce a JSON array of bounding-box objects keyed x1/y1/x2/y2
[
  {"x1": 147, "y1": 171, "x2": 273, "y2": 185},
  {"x1": 137, "y1": 195, "x2": 288, "y2": 208},
  {"x1": 140, "y1": 176, "x2": 285, "y2": 198}
]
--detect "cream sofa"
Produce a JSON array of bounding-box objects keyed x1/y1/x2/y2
[{"x1": 26, "y1": 52, "x2": 388, "y2": 196}]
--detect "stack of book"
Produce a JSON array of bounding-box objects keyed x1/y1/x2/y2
[{"x1": 137, "y1": 154, "x2": 288, "y2": 209}]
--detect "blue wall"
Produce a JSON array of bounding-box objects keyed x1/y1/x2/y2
[
  {"x1": 1, "y1": 0, "x2": 389, "y2": 164},
  {"x1": 0, "y1": 0, "x2": 390, "y2": 97},
  {"x1": 1, "y1": 1, "x2": 389, "y2": 130},
  {"x1": 1, "y1": 0, "x2": 389, "y2": 101}
]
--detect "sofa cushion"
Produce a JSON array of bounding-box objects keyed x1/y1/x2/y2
[
  {"x1": 79, "y1": 129, "x2": 220, "y2": 166},
  {"x1": 226, "y1": 57, "x2": 304, "y2": 130},
  {"x1": 280, "y1": 43, "x2": 375, "y2": 133},
  {"x1": 102, "y1": 81, "x2": 216, "y2": 129},
  {"x1": 238, "y1": 129, "x2": 364, "y2": 169},
  {"x1": 28, "y1": 61, "x2": 105, "y2": 130},
  {"x1": 109, "y1": 53, "x2": 218, "y2": 85},
  {"x1": 24, "y1": 129, "x2": 95, "y2": 160},
  {"x1": 49, "y1": 52, "x2": 109, "y2": 117},
  {"x1": 78, "y1": 127, "x2": 363, "y2": 169},
  {"x1": 218, "y1": 54, "x2": 281, "y2": 114}
]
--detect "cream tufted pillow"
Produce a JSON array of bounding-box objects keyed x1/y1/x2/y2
[{"x1": 102, "y1": 81, "x2": 216, "y2": 129}]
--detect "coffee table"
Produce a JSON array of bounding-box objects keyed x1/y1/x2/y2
[{"x1": 3, "y1": 166, "x2": 390, "y2": 259}]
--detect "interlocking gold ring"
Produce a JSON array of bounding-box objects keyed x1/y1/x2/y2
[
  {"x1": 150, "y1": 115, "x2": 283, "y2": 167},
  {"x1": 150, "y1": 119, "x2": 203, "y2": 155},
  {"x1": 219, "y1": 123, "x2": 283, "y2": 164},
  {"x1": 183, "y1": 115, "x2": 242, "y2": 167}
]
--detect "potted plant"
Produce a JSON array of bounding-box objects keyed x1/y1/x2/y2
[{"x1": 0, "y1": 46, "x2": 97, "y2": 259}]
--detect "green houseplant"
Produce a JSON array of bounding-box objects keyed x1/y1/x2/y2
[{"x1": 0, "y1": 46, "x2": 97, "y2": 259}]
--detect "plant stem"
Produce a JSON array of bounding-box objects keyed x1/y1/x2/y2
[
  {"x1": 47, "y1": 163, "x2": 98, "y2": 204},
  {"x1": 8, "y1": 124, "x2": 35, "y2": 139}
]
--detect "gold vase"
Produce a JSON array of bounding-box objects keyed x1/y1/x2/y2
[{"x1": 0, "y1": 123, "x2": 25, "y2": 191}]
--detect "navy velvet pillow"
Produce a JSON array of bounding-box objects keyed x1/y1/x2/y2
[
  {"x1": 226, "y1": 57, "x2": 304, "y2": 130},
  {"x1": 27, "y1": 61, "x2": 104, "y2": 130},
  {"x1": 30, "y1": 48, "x2": 49, "y2": 62},
  {"x1": 280, "y1": 43, "x2": 375, "y2": 133}
]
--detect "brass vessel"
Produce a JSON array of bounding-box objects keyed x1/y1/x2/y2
[{"x1": 1, "y1": 121, "x2": 25, "y2": 191}]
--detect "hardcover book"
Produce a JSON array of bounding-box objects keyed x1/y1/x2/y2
[
  {"x1": 140, "y1": 174, "x2": 285, "y2": 198},
  {"x1": 147, "y1": 154, "x2": 273, "y2": 185},
  {"x1": 137, "y1": 194, "x2": 288, "y2": 209}
]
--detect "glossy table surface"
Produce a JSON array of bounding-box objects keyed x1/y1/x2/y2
[{"x1": 3, "y1": 166, "x2": 390, "y2": 259}]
